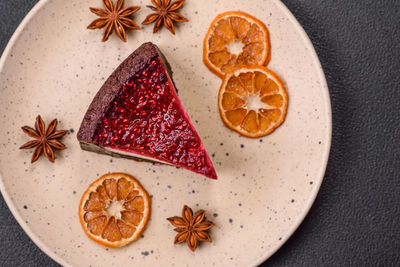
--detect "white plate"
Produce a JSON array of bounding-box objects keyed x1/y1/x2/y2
[{"x1": 0, "y1": 0, "x2": 331, "y2": 266}]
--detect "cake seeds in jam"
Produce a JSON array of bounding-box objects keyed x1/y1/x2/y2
[{"x1": 94, "y1": 57, "x2": 216, "y2": 179}]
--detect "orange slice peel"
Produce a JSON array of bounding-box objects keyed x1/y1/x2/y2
[
  {"x1": 79, "y1": 173, "x2": 151, "y2": 248},
  {"x1": 218, "y1": 66, "x2": 288, "y2": 138},
  {"x1": 204, "y1": 11, "x2": 271, "y2": 78}
]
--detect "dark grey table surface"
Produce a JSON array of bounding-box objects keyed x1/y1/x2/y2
[{"x1": 1, "y1": 0, "x2": 399, "y2": 266}]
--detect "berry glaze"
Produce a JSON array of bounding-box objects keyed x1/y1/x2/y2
[{"x1": 94, "y1": 57, "x2": 217, "y2": 179}]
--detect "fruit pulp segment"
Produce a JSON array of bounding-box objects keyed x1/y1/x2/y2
[{"x1": 94, "y1": 56, "x2": 217, "y2": 179}]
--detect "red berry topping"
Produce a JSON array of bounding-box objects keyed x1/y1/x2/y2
[{"x1": 94, "y1": 57, "x2": 217, "y2": 179}]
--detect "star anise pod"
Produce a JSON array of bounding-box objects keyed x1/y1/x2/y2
[
  {"x1": 20, "y1": 115, "x2": 68, "y2": 163},
  {"x1": 167, "y1": 205, "x2": 215, "y2": 251},
  {"x1": 142, "y1": 0, "x2": 188, "y2": 35},
  {"x1": 87, "y1": 0, "x2": 140, "y2": 42}
]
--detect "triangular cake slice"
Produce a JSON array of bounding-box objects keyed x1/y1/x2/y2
[{"x1": 77, "y1": 42, "x2": 217, "y2": 179}]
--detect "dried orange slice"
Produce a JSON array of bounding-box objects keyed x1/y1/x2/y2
[
  {"x1": 203, "y1": 11, "x2": 271, "y2": 78},
  {"x1": 79, "y1": 173, "x2": 151, "y2": 248},
  {"x1": 218, "y1": 66, "x2": 288, "y2": 138}
]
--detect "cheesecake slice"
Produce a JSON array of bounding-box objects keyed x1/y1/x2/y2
[{"x1": 77, "y1": 42, "x2": 217, "y2": 179}]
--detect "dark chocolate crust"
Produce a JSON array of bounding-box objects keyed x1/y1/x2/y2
[
  {"x1": 79, "y1": 142, "x2": 171, "y2": 165},
  {"x1": 77, "y1": 42, "x2": 169, "y2": 143}
]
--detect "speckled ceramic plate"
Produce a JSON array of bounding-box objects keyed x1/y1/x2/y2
[{"x1": 0, "y1": 0, "x2": 331, "y2": 266}]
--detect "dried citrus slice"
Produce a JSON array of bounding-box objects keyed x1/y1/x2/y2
[
  {"x1": 203, "y1": 11, "x2": 271, "y2": 78},
  {"x1": 79, "y1": 173, "x2": 151, "y2": 248},
  {"x1": 218, "y1": 66, "x2": 288, "y2": 138}
]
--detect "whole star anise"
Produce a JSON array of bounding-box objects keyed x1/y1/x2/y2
[
  {"x1": 87, "y1": 0, "x2": 140, "y2": 42},
  {"x1": 20, "y1": 115, "x2": 68, "y2": 163},
  {"x1": 142, "y1": 0, "x2": 188, "y2": 35},
  {"x1": 167, "y1": 205, "x2": 215, "y2": 251}
]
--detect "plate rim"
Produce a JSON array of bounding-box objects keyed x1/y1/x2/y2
[
  {"x1": 0, "y1": 2, "x2": 70, "y2": 266},
  {"x1": 251, "y1": 1, "x2": 332, "y2": 265},
  {"x1": 0, "y1": 0, "x2": 332, "y2": 266}
]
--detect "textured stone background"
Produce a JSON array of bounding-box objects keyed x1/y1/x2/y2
[{"x1": 0, "y1": 0, "x2": 399, "y2": 266}]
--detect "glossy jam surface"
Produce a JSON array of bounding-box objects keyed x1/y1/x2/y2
[{"x1": 94, "y1": 57, "x2": 217, "y2": 179}]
